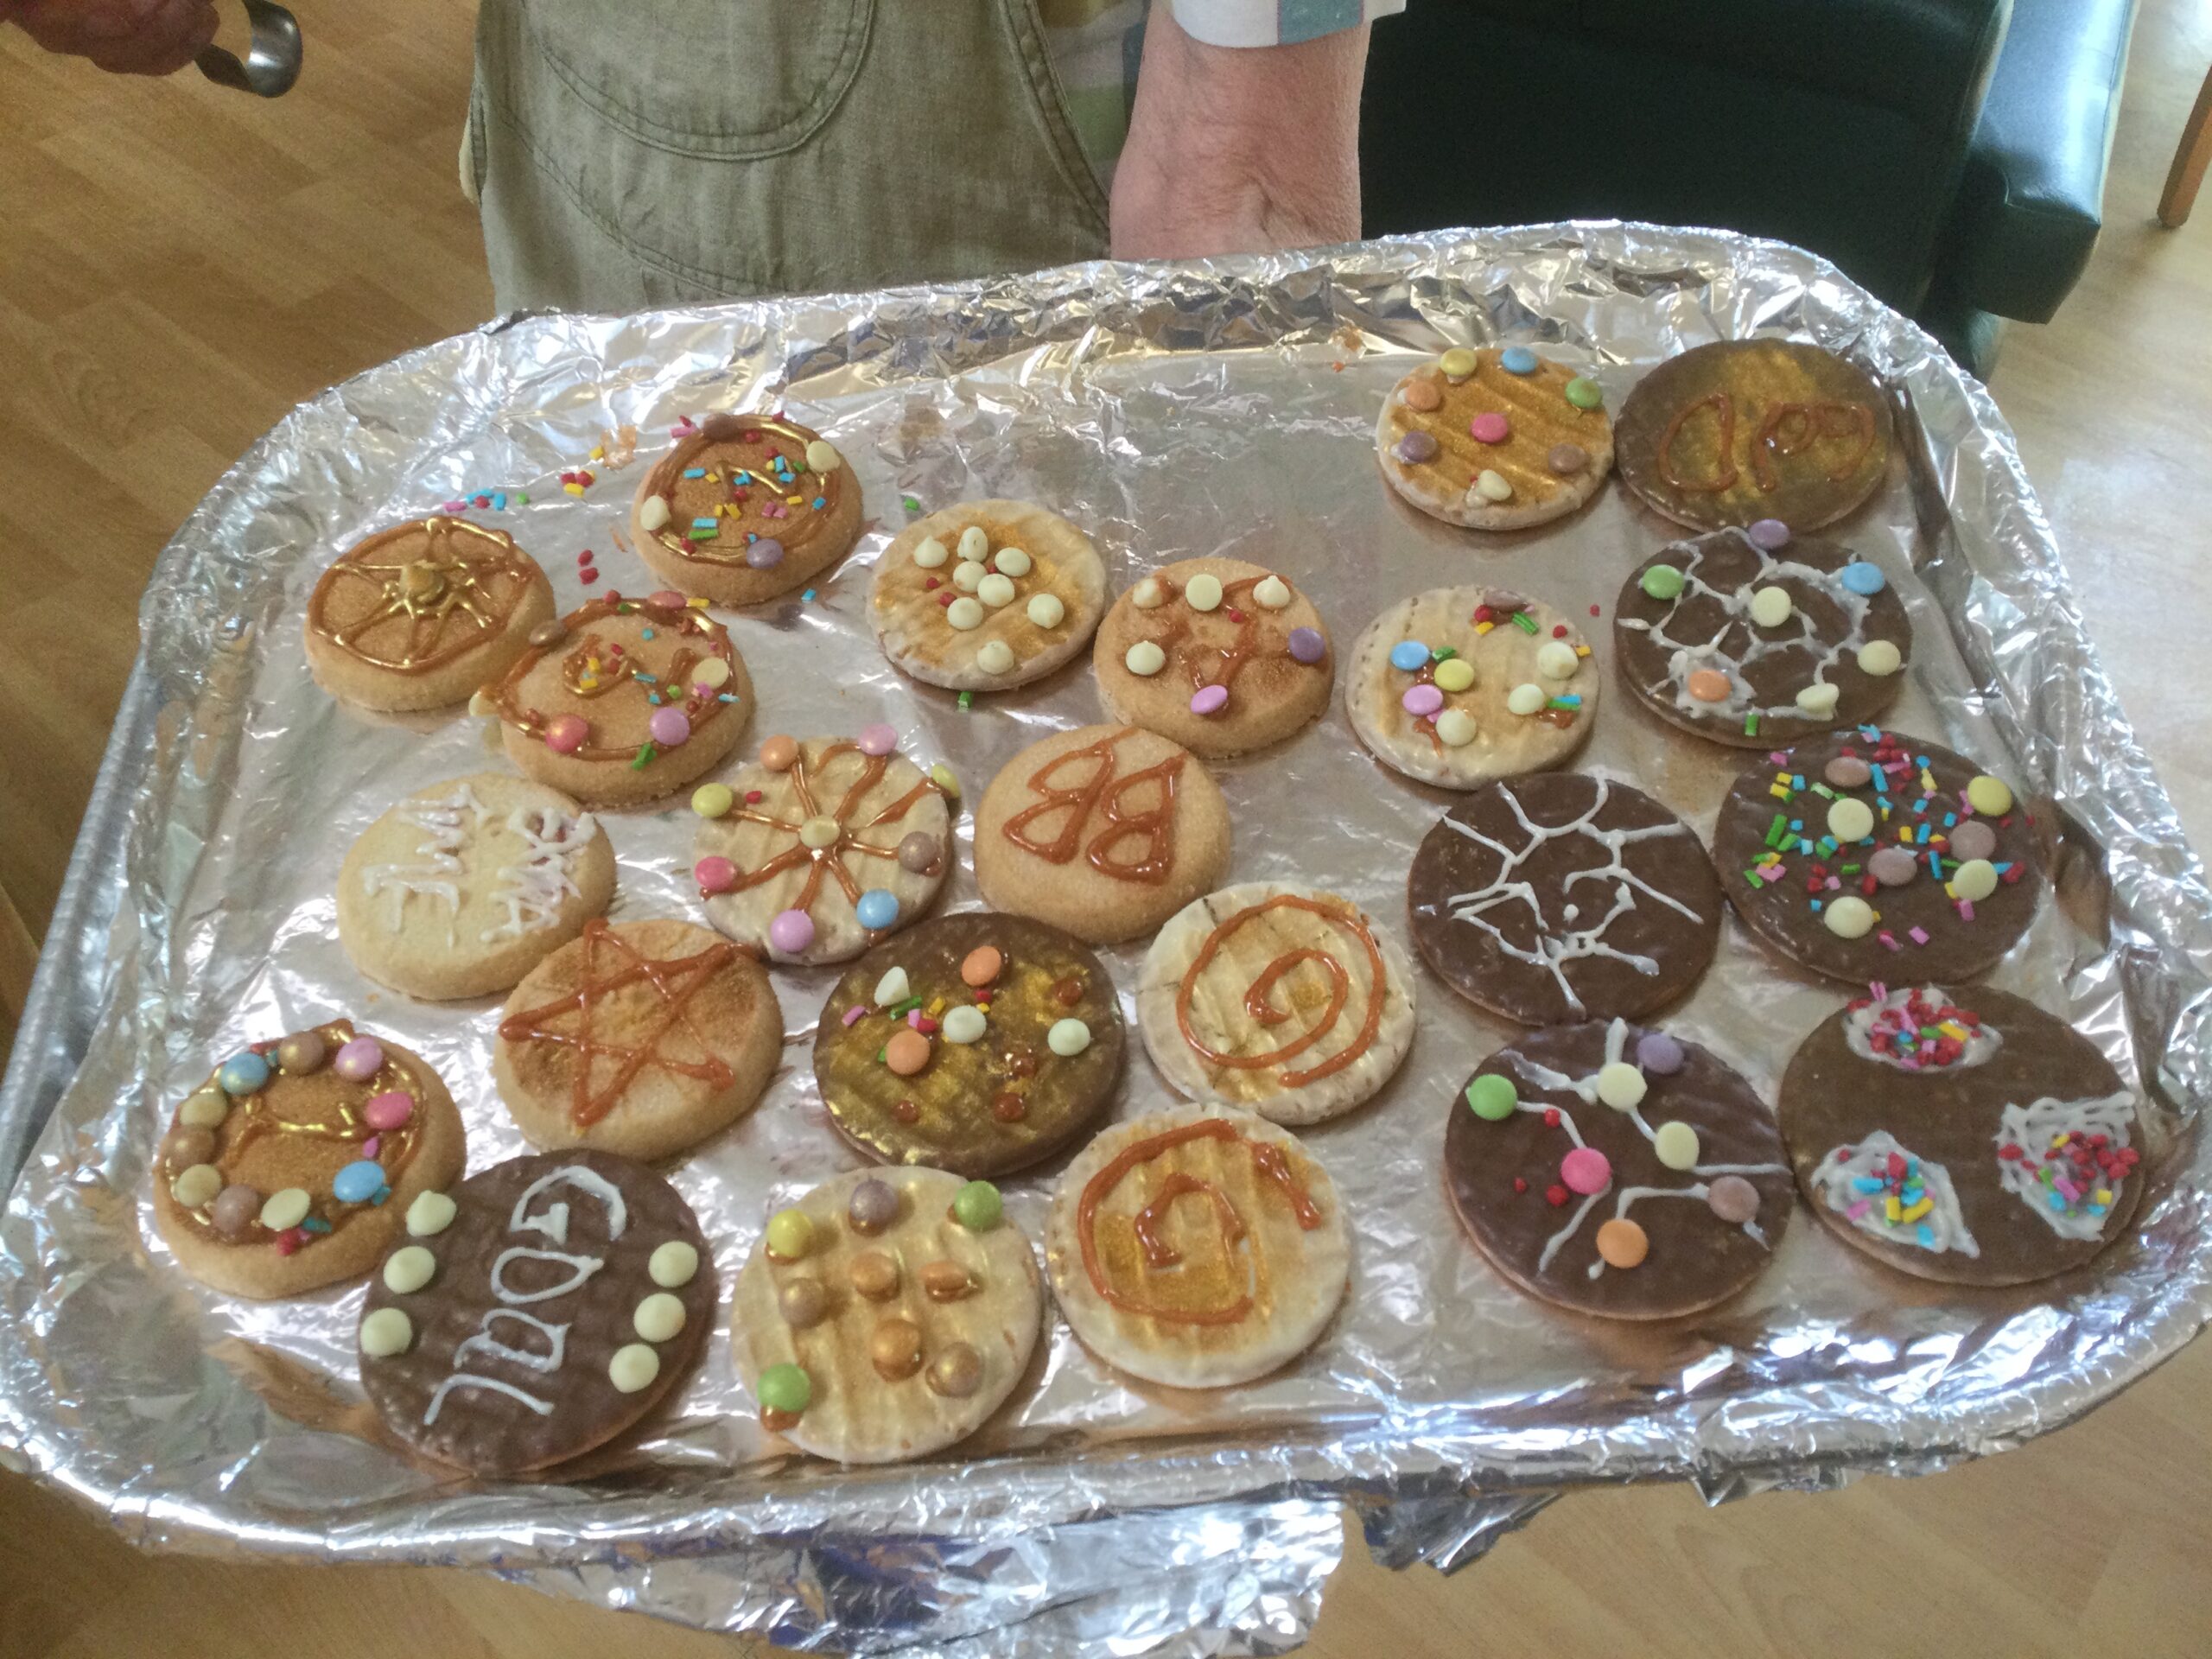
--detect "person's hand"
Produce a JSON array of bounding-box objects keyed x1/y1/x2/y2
[
  {"x1": 2, "y1": 0, "x2": 220, "y2": 77},
  {"x1": 1111, "y1": 7, "x2": 1367, "y2": 261}
]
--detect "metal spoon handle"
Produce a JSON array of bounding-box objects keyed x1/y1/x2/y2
[{"x1": 194, "y1": 0, "x2": 302, "y2": 99}]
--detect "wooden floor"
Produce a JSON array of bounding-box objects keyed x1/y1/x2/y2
[{"x1": 4, "y1": 3, "x2": 2212, "y2": 1654}]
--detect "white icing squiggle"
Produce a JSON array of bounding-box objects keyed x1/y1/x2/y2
[
  {"x1": 453, "y1": 1307, "x2": 569, "y2": 1375},
  {"x1": 1994, "y1": 1091, "x2": 2136, "y2": 1241},
  {"x1": 423, "y1": 1373, "x2": 556, "y2": 1426},
  {"x1": 509, "y1": 1164, "x2": 630, "y2": 1247},
  {"x1": 490, "y1": 1247, "x2": 605, "y2": 1305},
  {"x1": 1809, "y1": 1130, "x2": 1979, "y2": 1256},
  {"x1": 359, "y1": 784, "x2": 598, "y2": 946},
  {"x1": 360, "y1": 785, "x2": 486, "y2": 942},
  {"x1": 481, "y1": 805, "x2": 597, "y2": 943}
]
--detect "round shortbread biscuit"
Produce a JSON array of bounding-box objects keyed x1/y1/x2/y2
[
  {"x1": 1375, "y1": 349, "x2": 1614, "y2": 531},
  {"x1": 304, "y1": 518, "x2": 554, "y2": 713},
  {"x1": 494, "y1": 918, "x2": 784, "y2": 1161},
  {"x1": 150, "y1": 1020, "x2": 467, "y2": 1300},
  {"x1": 1046, "y1": 1109, "x2": 1349, "y2": 1389},
  {"x1": 973, "y1": 724, "x2": 1232, "y2": 945},
  {"x1": 1137, "y1": 882, "x2": 1416, "y2": 1125},
  {"x1": 1092, "y1": 558, "x2": 1334, "y2": 759},
  {"x1": 871, "y1": 501, "x2": 1107, "y2": 692},
  {"x1": 1346, "y1": 587, "x2": 1599, "y2": 789},
  {"x1": 337, "y1": 773, "x2": 616, "y2": 1000},
  {"x1": 734, "y1": 1167, "x2": 1044, "y2": 1464},
  {"x1": 486, "y1": 594, "x2": 753, "y2": 808},
  {"x1": 630, "y1": 412, "x2": 863, "y2": 606},
  {"x1": 695, "y1": 733, "x2": 953, "y2": 966}
]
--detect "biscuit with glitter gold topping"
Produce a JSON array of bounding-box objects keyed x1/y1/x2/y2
[{"x1": 1374, "y1": 346, "x2": 1615, "y2": 531}]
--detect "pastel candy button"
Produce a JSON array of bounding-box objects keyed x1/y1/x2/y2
[
  {"x1": 1190, "y1": 684, "x2": 1230, "y2": 716},
  {"x1": 260, "y1": 1187, "x2": 312, "y2": 1230},
  {"x1": 857, "y1": 722, "x2": 898, "y2": 755},
  {"x1": 1595, "y1": 1062, "x2": 1647, "y2": 1110},
  {"x1": 333, "y1": 1160, "x2": 387, "y2": 1204},
  {"x1": 1749, "y1": 586, "x2": 1793, "y2": 628},
  {"x1": 170, "y1": 1164, "x2": 222, "y2": 1208},
  {"x1": 1500, "y1": 346, "x2": 1538, "y2": 375},
  {"x1": 768, "y1": 909, "x2": 816, "y2": 953},
  {"x1": 1636, "y1": 1033, "x2": 1684, "y2": 1074},
  {"x1": 1465, "y1": 1073, "x2": 1516, "y2": 1120},
  {"x1": 1639, "y1": 563, "x2": 1684, "y2": 601},
  {"x1": 647, "y1": 589, "x2": 687, "y2": 610},
  {"x1": 1470, "y1": 412, "x2": 1510, "y2": 445},
  {"x1": 883, "y1": 1027, "x2": 930, "y2": 1076},
  {"x1": 1439, "y1": 347, "x2": 1478, "y2": 381},
  {"x1": 1595, "y1": 1217, "x2": 1647, "y2": 1268},
  {"x1": 804, "y1": 438, "x2": 841, "y2": 474},
  {"x1": 1858, "y1": 639, "x2": 1903, "y2": 677},
  {"x1": 1287, "y1": 626, "x2": 1326, "y2": 664},
  {"x1": 1950, "y1": 820, "x2": 1998, "y2": 861},
  {"x1": 855, "y1": 889, "x2": 899, "y2": 931},
  {"x1": 746, "y1": 537, "x2": 785, "y2": 569},
  {"x1": 1393, "y1": 430, "x2": 1439, "y2": 466},
  {"x1": 609, "y1": 1343, "x2": 660, "y2": 1394},
  {"x1": 1560, "y1": 1147, "x2": 1611, "y2": 1196},
  {"x1": 650, "y1": 1240, "x2": 700, "y2": 1287},
  {"x1": 1402, "y1": 683, "x2": 1445, "y2": 717},
  {"x1": 1687, "y1": 668, "x2": 1732, "y2": 702},
  {"x1": 1564, "y1": 377, "x2": 1603, "y2": 409},
  {"x1": 1401, "y1": 377, "x2": 1443, "y2": 411},
  {"x1": 695, "y1": 855, "x2": 738, "y2": 894},
  {"x1": 1433, "y1": 657, "x2": 1476, "y2": 692},
  {"x1": 692, "y1": 783, "x2": 734, "y2": 818},
  {"x1": 1966, "y1": 774, "x2": 2014, "y2": 816},
  {"x1": 1653, "y1": 1121, "x2": 1701, "y2": 1171},
  {"x1": 649, "y1": 707, "x2": 691, "y2": 747},
  {"x1": 634, "y1": 1292, "x2": 687, "y2": 1343},
  {"x1": 544, "y1": 714, "x2": 588, "y2": 753},
  {"x1": 363, "y1": 1090, "x2": 414, "y2": 1131},
  {"x1": 217, "y1": 1052, "x2": 270, "y2": 1096},
  {"x1": 1869, "y1": 847, "x2": 1920, "y2": 887},
  {"x1": 1747, "y1": 518, "x2": 1791, "y2": 550},
  {"x1": 333, "y1": 1036, "x2": 384, "y2": 1082},
  {"x1": 1839, "y1": 562, "x2": 1886, "y2": 595},
  {"x1": 692, "y1": 656, "x2": 732, "y2": 692},
  {"x1": 1389, "y1": 640, "x2": 1430, "y2": 672},
  {"x1": 1951, "y1": 858, "x2": 1999, "y2": 902},
  {"x1": 1827, "y1": 798, "x2": 1876, "y2": 842}
]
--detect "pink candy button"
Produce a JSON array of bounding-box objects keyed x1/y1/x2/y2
[
  {"x1": 333, "y1": 1036, "x2": 384, "y2": 1084},
  {"x1": 544, "y1": 714, "x2": 588, "y2": 754},
  {"x1": 857, "y1": 722, "x2": 898, "y2": 756},
  {"x1": 768, "y1": 909, "x2": 816, "y2": 954},
  {"x1": 649, "y1": 707, "x2": 691, "y2": 747},
  {"x1": 1471, "y1": 412, "x2": 1511, "y2": 445},
  {"x1": 363, "y1": 1091, "x2": 415, "y2": 1131},
  {"x1": 1402, "y1": 684, "x2": 1445, "y2": 717},
  {"x1": 1190, "y1": 684, "x2": 1230, "y2": 716},
  {"x1": 1560, "y1": 1147, "x2": 1613, "y2": 1196},
  {"x1": 695, "y1": 855, "x2": 738, "y2": 895},
  {"x1": 648, "y1": 588, "x2": 688, "y2": 608}
]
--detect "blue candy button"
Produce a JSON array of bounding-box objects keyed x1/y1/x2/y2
[
  {"x1": 1839, "y1": 562, "x2": 1886, "y2": 596},
  {"x1": 855, "y1": 888, "x2": 900, "y2": 931},
  {"x1": 217, "y1": 1052, "x2": 270, "y2": 1096},
  {"x1": 1500, "y1": 346, "x2": 1538, "y2": 376},
  {"x1": 333, "y1": 1160, "x2": 387, "y2": 1205},
  {"x1": 1389, "y1": 640, "x2": 1431, "y2": 672}
]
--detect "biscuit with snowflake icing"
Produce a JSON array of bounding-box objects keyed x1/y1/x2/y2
[{"x1": 872, "y1": 501, "x2": 1107, "y2": 692}]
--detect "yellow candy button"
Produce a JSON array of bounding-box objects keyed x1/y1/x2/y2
[
  {"x1": 1433, "y1": 658, "x2": 1476, "y2": 693},
  {"x1": 1439, "y1": 347, "x2": 1478, "y2": 381},
  {"x1": 1966, "y1": 774, "x2": 2014, "y2": 816},
  {"x1": 691, "y1": 783, "x2": 734, "y2": 819}
]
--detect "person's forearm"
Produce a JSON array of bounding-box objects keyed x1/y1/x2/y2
[{"x1": 1111, "y1": 7, "x2": 1368, "y2": 261}]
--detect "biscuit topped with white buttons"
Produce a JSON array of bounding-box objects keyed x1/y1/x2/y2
[{"x1": 870, "y1": 500, "x2": 1108, "y2": 692}]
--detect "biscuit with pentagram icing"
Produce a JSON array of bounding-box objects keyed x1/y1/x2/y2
[
  {"x1": 871, "y1": 501, "x2": 1109, "y2": 692},
  {"x1": 815, "y1": 912, "x2": 1123, "y2": 1178},
  {"x1": 974, "y1": 724, "x2": 1233, "y2": 945},
  {"x1": 1446, "y1": 1020, "x2": 1794, "y2": 1320},
  {"x1": 734, "y1": 1166, "x2": 1043, "y2": 1464},
  {"x1": 1614, "y1": 339, "x2": 1891, "y2": 532},
  {"x1": 359, "y1": 1149, "x2": 715, "y2": 1476},
  {"x1": 630, "y1": 411, "x2": 863, "y2": 606},
  {"x1": 1374, "y1": 347, "x2": 1615, "y2": 531},
  {"x1": 151, "y1": 1020, "x2": 467, "y2": 1300},
  {"x1": 1092, "y1": 558, "x2": 1334, "y2": 758},
  {"x1": 1715, "y1": 729, "x2": 2042, "y2": 985},
  {"x1": 1614, "y1": 527, "x2": 1911, "y2": 747},
  {"x1": 338, "y1": 773, "x2": 616, "y2": 1001},
  {"x1": 1345, "y1": 586, "x2": 1599, "y2": 789},
  {"x1": 1778, "y1": 984, "x2": 2143, "y2": 1287},
  {"x1": 1045, "y1": 1109, "x2": 1349, "y2": 1389},
  {"x1": 1408, "y1": 772, "x2": 1722, "y2": 1026},
  {"x1": 694, "y1": 729, "x2": 953, "y2": 966},
  {"x1": 1136, "y1": 882, "x2": 1416, "y2": 1126},
  {"x1": 494, "y1": 918, "x2": 784, "y2": 1161},
  {"x1": 305, "y1": 518, "x2": 555, "y2": 713}
]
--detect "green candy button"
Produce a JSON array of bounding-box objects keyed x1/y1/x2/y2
[
  {"x1": 1640, "y1": 563, "x2": 1686, "y2": 601},
  {"x1": 1466, "y1": 1073, "x2": 1517, "y2": 1121},
  {"x1": 759, "y1": 1362, "x2": 812, "y2": 1414},
  {"x1": 952, "y1": 1179, "x2": 1002, "y2": 1231},
  {"x1": 1565, "y1": 376, "x2": 1603, "y2": 410}
]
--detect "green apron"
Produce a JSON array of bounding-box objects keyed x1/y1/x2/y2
[{"x1": 469, "y1": 0, "x2": 1113, "y2": 312}]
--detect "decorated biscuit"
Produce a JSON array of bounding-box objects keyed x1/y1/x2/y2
[
  {"x1": 494, "y1": 918, "x2": 783, "y2": 1162},
  {"x1": 1045, "y1": 1109, "x2": 1349, "y2": 1389},
  {"x1": 1713, "y1": 728, "x2": 2042, "y2": 984},
  {"x1": 629, "y1": 411, "x2": 862, "y2": 606},
  {"x1": 871, "y1": 500, "x2": 1108, "y2": 692},
  {"x1": 1613, "y1": 525, "x2": 1910, "y2": 747},
  {"x1": 1446, "y1": 1019, "x2": 1794, "y2": 1319},
  {"x1": 1780, "y1": 985, "x2": 2142, "y2": 1285},
  {"x1": 1136, "y1": 882, "x2": 1416, "y2": 1126},
  {"x1": 1374, "y1": 346, "x2": 1615, "y2": 531},
  {"x1": 1614, "y1": 339, "x2": 1891, "y2": 532},
  {"x1": 1408, "y1": 772, "x2": 1722, "y2": 1026},
  {"x1": 305, "y1": 518, "x2": 555, "y2": 712},
  {"x1": 814, "y1": 912, "x2": 1123, "y2": 1178},
  {"x1": 1091, "y1": 558, "x2": 1333, "y2": 758},
  {"x1": 974, "y1": 724, "x2": 1231, "y2": 945},
  {"x1": 733, "y1": 1167, "x2": 1043, "y2": 1464},
  {"x1": 358, "y1": 1150, "x2": 714, "y2": 1476},
  {"x1": 694, "y1": 728, "x2": 953, "y2": 965},
  {"x1": 151, "y1": 1021, "x2": 466, "y2": 1300},
  {"x1": 337, "y1": 773, "x2": 616, "y2": 1000},
  {"x1": 1345, "y1": 586, "x2": 1598, "y2": 789},
  {"x1": 485, "y1": 594, "x2": 753, "y2": 808}
]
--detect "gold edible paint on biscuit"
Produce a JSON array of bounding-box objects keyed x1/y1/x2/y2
[{"x1": 1381, "y1": 353, "x2": 1607, "y2": 505}]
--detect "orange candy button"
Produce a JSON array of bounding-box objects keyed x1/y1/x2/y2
[
  {"x1": 884, "y1": 1028, "x2": 931, "y2": 1076},
  {"x1": 960, "y1": 945, "x2": 1003, "y2": 988},
  {"x1": 1401, "y1": 376, "x2": 1444, "y2": 413},
  {"x1": 760, "y1": 734, "x2": 799, "y2": 770},
  {"x1": 1686, "y1": 669, "x2": 1732, "y2": 702},
  {"x1": 1595, "y1": 1217, "x2": 1649, "y2": 1269}
]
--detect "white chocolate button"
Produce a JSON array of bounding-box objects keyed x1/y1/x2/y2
[
  {"x1": 804, "y1": 438, "x2": 841, "y2": 474},
  {"x1": 1858, "y1": 639, "x2": 1902, "y2": 677},
  {"x1": 976, "y1": 639, "x2": 1016, "y2": 675},
  {"x1": 650, "y1": 1239, "x2": 700, "y2": 1288},
  {"x1": 1749, "y1": 586, "x2": 1794, "y2": 628},
  {"x1": 1827, "y1": 798, "x2": 1875, "y2": 842},
  {"x1": 633, "y1": 1292, "x2": 688, "y2": 1343},
  {"x1": 874, "y1": 966, "x2": 911, "y2": 1007},
  {"x1": 170, "y1": 1164, "x2": 222, "y2": 1208},
  {"x1": 994, "y1": 547, "x2": 1033, "y2": 576},
  {"x1": 1535, "y1": 641, "x2": 1580, "y2": 680},
  {"x1": 1653, "y1": 1121, "x2": 1700, "y2": 1171},
  {"x1": 946, "y1": 597, "x2": 984, "y2": 630},
  {"x1": 976, "y1": 573, "x2": 1016, "y2": 608},
  {"x1": 406, "y1": 1190, "x2": 457, "y2": 1237},
  {"x1": 1474, "y1": 469, "x2": 1514, "y2": 502},
  {"x1": 639, "y1": 495, "x2": 671, "y2": 532},
  {"x1": 1595, "y1": 1062, "x2": 1647, "y2": 1110},
  {"x1": 178, "y1": 1088, "x2": 229, "y2": 1129},
  {"x1": 1252, "y1": 574, "x2": 1292, "y2": 609},
  {"x1": 951, "y1": 560, "x2": 984, "y2": 593},
  {"x1": 1047, "y1": 1018, "x2": 1091, "y2": 1057},
  {"x1": 1796, "y1": 682, "x2": 1841, "y2": 717},
  {"x1": 608, "y1": 1343, "x2": 661, "y2": 1394},
  {"x1": 957, "y1": 526, "x2": 990, "y2": 562},
  {"x1": 260, "y1": 1187, "x2": 311, "y2": 1230},
  {"x1": 359, "y1": 1307, "x2": 413, "y2": 1357},
  {"x1": 1506, "y1": 683, "x2": 1546, "y2": 716},
  {"x1": 912, "y1": 537, "x2": 949, "y2": 569},
  {"x1": 1125, "y1": 640, "x2": 1166, "y2": 676},
  {"x1": 1185, "y1": 574, "x2": 1224, "y2": 612},
  {"x1": 1951, "y1": 858, "x2": 1999, "y2": 902},
  {"x1": 1435, "y1": 709, "x2": 1478, "y2": 747},
  {"x1": 1132, "y1": 578, "x2": 1166, "y2": 609},
  {"x1": 1823, "y1": 896, "x2": 1876, "y2": 938},
  {"x1": 942, "y1": 1005, "x2": 988, "y2": 1045},
  {"x1": 383, "y1": 1245, "x2": 436, "y2": 1294},
  {"x1": 1027, "y1": 593, "x2": 1065, "y2": 629}
]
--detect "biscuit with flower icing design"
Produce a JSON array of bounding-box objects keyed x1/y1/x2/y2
[
  {"x1": 693, "y1": 728, "x2": 953, "y2": 966},
  {"x1": 1613, "y1": 526, "x2": 1911, "y2": 747},
  {"x1": 494, "y1": 918, "x2": 784, "y2": 1162},
  {"x1": 1092, "y1": 558, "x2": 1334, "y2": 758},
  {"x1": 1713, "y1": 729, "x2": 2043, "y2": 985},
  {"x1": 1779, "y1": 984, "x2": 2143, "y2": 1286},
  {"x1": 1136, "y1": 882, "x2": 1416, "y2": 1127},
  {"x1": 151, "y1": 1021, "x2": 466, "y2": 1300},
  {"x1": 305, "y1": 518, "x2": 555, "y2": 712},
  {"x1": 1614, "y1": 339, "x2": 1891, "y2": 533},
  {"x1": 733, "y1": 1167, "x2": 1044, "y2": 1464},
  {"x1": 486, "y1": 594, "x2": 753, "y2": 808},
  {"x1": 338, "y1": 773, "x2": 616, "y2": 1000},
  {"x1": 1045, "y1": 1109, "x2": 1349, "y2": 1389},
  {"x1": 974, "y1": 723, "x2": 1232, "y2": 945},
  {"x1": 1345, "y1": 586, "x2": 1599, "y2": 789},
  {"x1": 814, "y1": 912, "x2": 1124, "y2": 1178},
  {"x1": 1374, "y1": 346, "x2": 1615, "y2": 531},
  {"x1": 358, "y1": 1149, "x2": 715, "y2": 1476},
  {"x1": 871, "y1": 500, "x2": 1109, "y2": 691},
  {"x1": 1445, "y1": 1020, "x2": 1794, "y2": 1320},
  {"x1": 629, "y1": 411, "x2": 863, "y2": 605}
]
